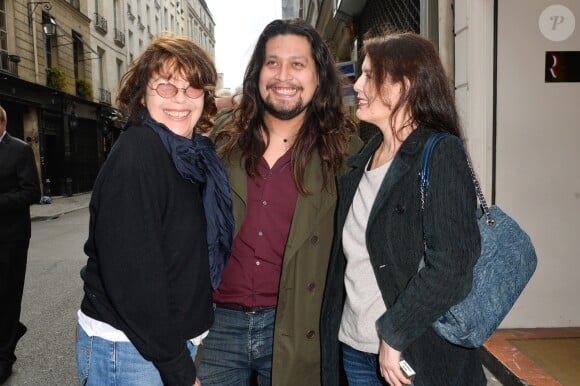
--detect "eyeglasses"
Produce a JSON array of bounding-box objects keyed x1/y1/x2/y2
[{"x1": 149, "y1": 83, "x2": 205, "y2": 99}]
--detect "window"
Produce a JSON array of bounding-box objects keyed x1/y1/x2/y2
[
  {"x1": 0, "y1": 0, "x2": 7, "y2": 71},
  {"x1": 113, "y1": 0, "x2": 119, "y2": 28},
  {"x1": 116, "y1": 58, "x2": 123, "y2": 85},
  {"x1": 164, "y1": 7, "x2": 168, "y2": 30},
  {"x1": 72, "y1": 31, "x2": 84, "y2": 81},
  {"x1": 146, "y1": 5, "x2": 150, "y2": 27},
  {"x1": 97, "y1": 47, "x2": 105, "y2": 89},
  {"x1": 97, "y1": 49, "x2": 111, "y2": 102},
  {"x1": 42, "y1": 11, "x2": 54, "y2": 68},
  {"x1": 127, "y1": 3, "x2": 135, "y2": 21},
  {"x1": 128, "y1": 30, "x2": 133, "y2": 53},
  {"x1": 44, "y1": 34, "x2": 52, "y2": 68}
]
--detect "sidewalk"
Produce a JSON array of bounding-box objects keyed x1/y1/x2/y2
[{"x1": 30, "y1": 192, "x2": 91, "y2": 221}]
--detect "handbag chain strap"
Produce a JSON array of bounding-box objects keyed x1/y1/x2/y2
[
  {"x1": 419, "y1": 133, "x2": 495, "y2": 227},
  {"x1": 463, "y1": 154, "x2": 495, "y2": 226}
]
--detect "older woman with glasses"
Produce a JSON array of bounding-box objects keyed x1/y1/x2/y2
[{"x1": 75, "y1": 35, "x2": 233, "y2": 386}]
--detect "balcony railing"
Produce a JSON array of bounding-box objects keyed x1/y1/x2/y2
[
  {"x1": 114, "y1": 28, "x2": 125, "y2": 47},
  {"x1": 0, "y1": 52, "x2": 20, "y2": 76},
  {"x1": 127, "y1": 11, "x2": 135, "y2": 22},
  {"x1": 94, "y1": 13, "x2": 108, "y2": 33},
  {"x1": 99, "y1": 88, "x2": 112, "y2": 105}
]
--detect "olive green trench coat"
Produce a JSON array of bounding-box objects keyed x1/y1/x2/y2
[{"x1": 221, "y1": 136, "x2": 361, "y2": 386}]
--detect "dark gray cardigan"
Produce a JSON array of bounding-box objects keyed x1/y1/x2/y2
[{"x1": 320, "y1": 127, "x2": 486, "y2": 385}]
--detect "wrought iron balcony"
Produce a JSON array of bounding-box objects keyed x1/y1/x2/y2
[
  {"x1": 99, "y1": 88, "x2": 111, "y2": 105},
  {"x1": 94, "y1": 13, "x2": 108, "y2": 33},
  {"x1": 0, "y1": 52, "x2": 21, "y2": 76},
  {"x1": 114, "y1": 28, "x2": 125, "y2": 47}
]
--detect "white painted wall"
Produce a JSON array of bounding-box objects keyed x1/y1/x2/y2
[
  {"x1": 454, "y1": 0, "x2": 495, "y2": 199},
  {"x1": 456, "y1": 0, "x2": 580, "y2": 327},
  {"x1": 495, "y1": 0, "x2": 580, "y2": 327}
]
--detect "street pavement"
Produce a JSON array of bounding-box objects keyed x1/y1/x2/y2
[
  {"x1": 9, "y1": 206, "x2": 89, "y2": 385},
  {"x1": 30, "y1": 192, "x2": 92, "y2": 222},
  {"x1": 24, "y1": 192, "x2": 503, "y2": 385}
]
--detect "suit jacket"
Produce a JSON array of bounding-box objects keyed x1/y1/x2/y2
[
  {"x1": 220, "y1": 134, "x2": 362, "y2": 386},
  {"x1": 0, "y1": 133, "x2": 40, "y2": 242},
  {"x1": 321, "y1": 127, "x2": 486, "y2": 386}
]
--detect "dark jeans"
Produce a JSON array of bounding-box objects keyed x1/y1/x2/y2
[
  {"x1": 198, "y1": 306, "x2": 275, "y2": 386},
  {"x1": 342, "y1": 343, "x2": 390, "y2": 386},
  {"x1": 0, "y1": 241, "x2": 29, "y2": 365}
]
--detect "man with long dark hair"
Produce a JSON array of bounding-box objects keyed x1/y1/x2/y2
[{"x1": 198, "y1": 19, "x2": 361, "y2": 386}]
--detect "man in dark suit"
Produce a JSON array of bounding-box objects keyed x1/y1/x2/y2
[{"x1": 0, "y1": 105, "x2": 40, "y2": 384}]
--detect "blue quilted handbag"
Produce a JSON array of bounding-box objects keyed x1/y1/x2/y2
[{"x1": 419, "y1": 133, "x2": 537, "y2": 348}]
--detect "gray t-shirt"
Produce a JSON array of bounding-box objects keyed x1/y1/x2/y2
[{"x1": 339, "y1": 157, "x2": 392, "y2": 354}]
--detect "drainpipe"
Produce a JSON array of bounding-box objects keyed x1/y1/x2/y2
[{"x1": 32, "y1": 23, "x2": 40, "y2": 83}]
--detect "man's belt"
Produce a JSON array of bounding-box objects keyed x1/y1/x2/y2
[{"x1": 214, "y1": 302, "x2": 275, "y2": 313}]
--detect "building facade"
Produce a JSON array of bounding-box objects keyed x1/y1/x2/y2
[
  {"x1": 184, "y1": 0, "x2": 215, "y2": 59},
  {"x1": 1, "y1": 0, "x2": 104, "y2": 196}
]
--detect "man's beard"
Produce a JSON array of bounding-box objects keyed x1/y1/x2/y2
[{"x1": 263, "y1": 97, "x2": 308, "y2": 120}]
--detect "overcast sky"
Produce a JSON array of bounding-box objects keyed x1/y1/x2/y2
[{"x1": 205, "y1": 0, "x2": 282, "y2": 92}]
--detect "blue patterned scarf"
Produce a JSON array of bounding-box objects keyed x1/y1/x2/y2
[{"x1": 143, "y1": 115, "x2": 233, "y2": 289}]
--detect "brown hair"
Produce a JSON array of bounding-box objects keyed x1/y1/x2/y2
[
  {"x1": 217, "y1": 19, "x2": 357, "y2": 194},
  {"x1": 117, "y1": 34, "x2": 217, "y2": 133},
  {"x1": 362, "y1": 32, "x2": 461, "y2": 137}
]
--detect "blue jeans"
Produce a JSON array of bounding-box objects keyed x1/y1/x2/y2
[
  {"x1": 342, "y1": 343, "x2": 388, "y2": 386},
  {"x1": 75, "y1": 324, "x2": 198, "y2": 386},
  {"x1": 198, "y1": 306, "x2": 275, "y2": 386}
]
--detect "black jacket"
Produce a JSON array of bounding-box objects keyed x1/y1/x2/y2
[
  {"x1": 321, "y1": 127, "x2": 486, "y2": 385},
  {"x1": 0, "y1": 133, "x2": 40, "y2": 242},
  {"x1": 80, "y1": 125, "x2": 213, "y2": 385}
]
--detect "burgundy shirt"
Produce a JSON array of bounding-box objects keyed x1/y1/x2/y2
[{"x1": 213, "y1": 150, "x2": 298, "y2": 307}]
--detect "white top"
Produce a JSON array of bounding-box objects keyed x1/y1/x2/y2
[
  {"x1": 77, "y1": 309, "x2": 208, "y2": 345},
  {"x1": 339, "y1": 157, "x2": 392, "y2": 354}
]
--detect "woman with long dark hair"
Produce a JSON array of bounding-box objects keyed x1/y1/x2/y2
[{"x1": 321, "y1": 32, "x2": 486, "y2": 386}]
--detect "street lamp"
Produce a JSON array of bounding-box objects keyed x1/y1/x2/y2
[{"x1": 42, "y1": 14, "x2": 57, "y2": 37}]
